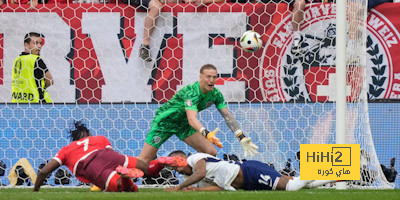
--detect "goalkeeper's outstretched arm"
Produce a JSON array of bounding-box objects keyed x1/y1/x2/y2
[
  {"x1": 218, "y1": 108, "x2": 259, "y2": 157},
  {"x1": 186, "y1": 110, "x2": 223, "y2": 148}
]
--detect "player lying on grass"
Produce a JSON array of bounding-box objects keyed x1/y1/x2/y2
[
  {"x1": 34, "y1": 121, "x2": 187, "y2": 192},
  {"x1": 165, "y1": 151, "x2": 335, "y2": 191}
]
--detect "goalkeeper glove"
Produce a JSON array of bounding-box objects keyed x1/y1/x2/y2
[
  {"x1": 200, "y1": 128, "x2": 223, "y2": 148},
  {"x1": 235, "y1": 131, "x2": 259, "y2": 158}
]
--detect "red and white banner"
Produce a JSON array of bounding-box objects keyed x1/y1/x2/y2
[{"x1": 0, "y1": 3, "x2": 399, "y2": 103}]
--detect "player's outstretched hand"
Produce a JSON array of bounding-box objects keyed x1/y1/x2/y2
[
  {"x1": 165, "y1": 186, "x2": 180, "y2": 192},
  {"x1": 206, "y1": 128, "x2": 223, "y2": 148},
  {"x1": 240, "y1": 137, "x2": 259, "y2": 158},
  {"x1": 182, "y1": 186, "x2": 196, "y2": 191}
]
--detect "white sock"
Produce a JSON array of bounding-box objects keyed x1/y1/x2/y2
[
  {"x1": 304, "y1": 180, "x2": 337, "y2": 189},
  {"x1": 285, "y1": 177, "x2": 313, "y2": 191}
]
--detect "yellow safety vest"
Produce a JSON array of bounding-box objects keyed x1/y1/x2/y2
[{"x1": 11, "y1": 54, "x2": 52, "y2": 103}]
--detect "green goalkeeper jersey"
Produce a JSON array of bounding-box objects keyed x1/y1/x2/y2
[{"x1": 153, "y1": 81, "x2": 227, "y2": 124}]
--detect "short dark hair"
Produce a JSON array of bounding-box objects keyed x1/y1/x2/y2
[
  {"x1": 168, "y1": 150, "x2": 186, "y2": 157},
  {"x1": 68, "y1": 120, "x2": 90, "y2": 141},
  {"x1": 24, "y1": 32, "x2": 42, "y2": 44},
  {"x1": 200, "y1": 64, "x2": 217, "y2": 74}
]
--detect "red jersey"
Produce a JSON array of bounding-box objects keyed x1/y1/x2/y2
[{"x1": 53, "y1": 135, "x2": 112, "y2": 175}]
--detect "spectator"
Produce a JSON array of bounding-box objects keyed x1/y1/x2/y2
[
  {"x1": 138, "y1": 0, "x2": 226, "y2": 62},
  {"x1": 137, "y1": 64, "x2": 259, "y2": 177},
  {"x1": 0, "y1": 0, "x2": 40, "y2": 9},
  {"x1": 346, "y1": 0, "x2": 392, "y2": 63},
  {"x1": 368, "y1": 0, "x2": 393, "y2": 9},
  {"x1": 291, "y1": 0, "x2": 335, "y2": 54},
  {"x1": 11, "y1": 32, "x2": 54, "y2": 103},
  {"x1": 381, "y1": 158, "x2": 397, "y2": 183},
  {"x1": 291, "y1": 0, "x2": 393, "y2": 55}
]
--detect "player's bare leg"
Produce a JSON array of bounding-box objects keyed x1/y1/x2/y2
[
  {"x1": 138, "y1": 142, "x2": 159, "y2": 164},
  {"x1": 137, "y1": 143, "x2": 161, "y2": 176},
  {"x1": 183, "y1": 132, "x2": 217, "y2": 156},
  {"x1": 137, "y1": 142, "x2": 187, "y2": 176}
]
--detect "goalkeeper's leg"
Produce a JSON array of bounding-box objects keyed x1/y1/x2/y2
[
  {"x1": 146, "y1": 156, "x2": 187, "y2": 176},
  {"x1": 138, "y1": 143, "x2": 184, "y2": 176},
  {"x1": 183, "y1": 132, "x2": 217, "y2": 156},
  {"x1": 119, "y1": 153, "x2": 178, "y2": 178}
]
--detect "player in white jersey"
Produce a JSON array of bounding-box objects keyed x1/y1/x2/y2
[{"x1": 165, "y1": 151, "x2": 335, "y2": 191}]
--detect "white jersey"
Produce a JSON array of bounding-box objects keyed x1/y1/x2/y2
[{"x1": 187, "y1": 153, "x2": 240, "y2": 191}]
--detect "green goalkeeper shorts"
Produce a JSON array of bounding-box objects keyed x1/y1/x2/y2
[{"x1": 145, "y1": 119, "x2": 197, "y2": 148}]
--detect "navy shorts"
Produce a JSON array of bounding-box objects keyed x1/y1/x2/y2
[{"x1": 240, "y1": 160, "x2": 282, "y2": 191}]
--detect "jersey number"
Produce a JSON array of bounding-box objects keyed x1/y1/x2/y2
[
  {"x1": 258, "y1": 174, "x2": 272, "y2": 187},
  {"x1": 77, "y1": 138, "x2": 89, "y2": 151}
]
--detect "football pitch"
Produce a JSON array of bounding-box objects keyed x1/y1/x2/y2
[{"x1": 1, "y1": 188, "x2": 399, "y2": 200}]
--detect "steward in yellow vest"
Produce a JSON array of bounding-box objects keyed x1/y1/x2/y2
[{"x1": 11, "y1": 32, "x2": 53, "y2": 103}]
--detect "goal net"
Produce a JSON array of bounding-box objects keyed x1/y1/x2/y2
[{"x1": 0, "y1": 1, "x2": 394, "y2": 189}]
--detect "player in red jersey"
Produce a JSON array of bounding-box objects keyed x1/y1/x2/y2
[{"x1": 33, "y1": 121, "x2": 187, "y2": 192}]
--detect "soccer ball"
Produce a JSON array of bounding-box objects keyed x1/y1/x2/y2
[{"x1": 239, "y1": 30, "x2": 263, "y2": 53}]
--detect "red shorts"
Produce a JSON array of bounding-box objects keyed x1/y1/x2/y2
[{"x1": 75, "y1": 148, "x2": 138, "y2": 191}]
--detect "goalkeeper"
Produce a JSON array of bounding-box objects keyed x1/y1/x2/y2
[{"x1": 138, "y1": 64, "x2": 259, "y2": 175}]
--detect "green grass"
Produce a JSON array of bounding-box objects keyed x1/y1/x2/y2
[{"x1": 0, "y1": 188, "x2": 399, "y2": 200}]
